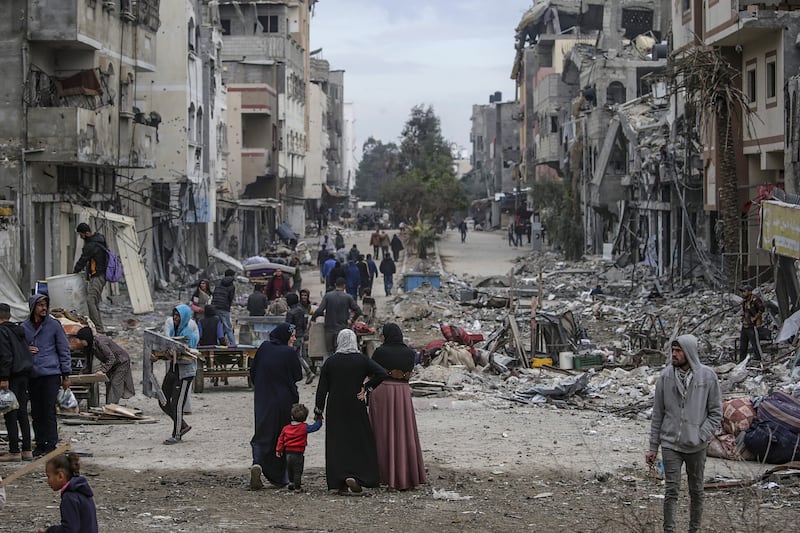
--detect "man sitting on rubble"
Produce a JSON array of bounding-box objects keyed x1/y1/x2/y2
[{"x1": 646, "y1": 335, "x2": 721, "y2": 533}]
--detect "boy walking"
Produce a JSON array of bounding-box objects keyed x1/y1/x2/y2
[{"x1": 275, "y1": 403, "x2": 322, "y2": 492}]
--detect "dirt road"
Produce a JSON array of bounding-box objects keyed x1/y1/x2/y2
[{"x1": 1, "y1": 228, "x2": 797, "y2": 532}]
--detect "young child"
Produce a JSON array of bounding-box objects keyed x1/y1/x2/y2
[
  {"x1": 275, "y1": 403, "x2": 322, "y2": 492},
  {"x1": 38, "y1": 452, "x2": 98, "y2": 533}
]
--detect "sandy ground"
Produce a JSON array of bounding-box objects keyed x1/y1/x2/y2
[{"x1": 2, "y1": 228, "x2": 799, "y2": 531}]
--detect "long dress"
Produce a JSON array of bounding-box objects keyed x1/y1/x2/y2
[
  {"x1": 368, "y1": 324, "x2": 427, "y2": 489},
  {"x1": 315, "y1": 343, "x2": 387, "y2": 490},
  {"x1": 250, "y1": 339, "x2": 302, "y2": 485}
]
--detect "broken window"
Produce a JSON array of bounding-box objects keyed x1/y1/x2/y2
[
  {"x1": 622, "y1": 8, "x2": 653, "y2": 40},
  {"x1": 766, "y1": 57, "x2": 777, "y2": 100},
  {"x1": 188, "y1": 103, "x2": 196, "y2": 143},
  {"x1": 579, "y1": 4, "x2": 604, "y2": 32},
  {"x1": 188, "y1": 18, "x2": 196, "y2": 52},
  {"x1": 606, "y1": 82, "x2": 626, "y2": 106},
  {"x1": 682, "y1": 0, "x2": 690, "y2": 12},
  {"x1": 550, "y1": 116, "x2": 558, "y2": 134},
  {"x1": 220, "y1": 19, "x2": 231, "y2": 35}
]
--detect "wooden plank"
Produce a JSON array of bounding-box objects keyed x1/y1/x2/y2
[
  {"x1": 0, "y1": 443, "x2": 71, "y2": 487},
  {"x1": 103, "y1": 404, "x2": 141, "y2": 419},
  {"x1": 507, "y1": 314, "x2": 529, "y2": 368},
  {"x1": 68, "y1": 373, "x2": 109, "y2": 385}
]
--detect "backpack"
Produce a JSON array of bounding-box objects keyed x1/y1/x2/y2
[{"x1": 101, "y1": 245, "x2": 124, "y2": 282}]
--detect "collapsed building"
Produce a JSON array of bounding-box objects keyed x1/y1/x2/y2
[{"x1": 509, "y1": 0, "x2": 800, "y2": 298}]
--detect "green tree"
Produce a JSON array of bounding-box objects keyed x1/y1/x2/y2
[
  {"x1": 532, "y1": 181, "x2": 583, "y2": 260},
  {"x1": 352, "y1": 137, "x2": 399, "y2": 202},
  {"x1": 382, "y1": 105, "x2": 467, "y2": 223}
]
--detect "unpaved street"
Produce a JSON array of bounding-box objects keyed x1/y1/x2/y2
[{"x1": 1, "y1": 228, "x2": 798, "y2": 532}]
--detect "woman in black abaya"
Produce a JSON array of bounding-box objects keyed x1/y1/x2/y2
[
  {"x1": 315, "y1": 329, "x2": 388, "y2": 494},
  {"x1": 249, "y1": 323, "x2": 302, "y2": 489}
]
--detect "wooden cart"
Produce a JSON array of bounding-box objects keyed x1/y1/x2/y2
[{"x1": 194, "y1": 346, "x2": 257, "y2": 393}]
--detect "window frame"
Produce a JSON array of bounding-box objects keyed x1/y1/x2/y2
[
  {"x1": 745, "y1": 59, "x2": 757, "y2": 109},
  {"x1": 766, "y1": 51, "x2": 777, "y2": 107}
]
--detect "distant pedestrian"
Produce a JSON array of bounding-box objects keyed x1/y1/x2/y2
[
  {"x1": 190, "y1": 279, "x2": 212, "y2": 318},
  {"x1": 73, "y1": 223, "x2": 108, "y2": 333},
  {"x1": 247, "y1": 284, "x2": 268, "y2": 317},
  {"x1": 347, "y1": 244, "x2": 361, "y2": 262},
  {"x1": 379, "y1": 256, "x2": 396, "y2": 296},
  {"x1": 379, "y1": 231, "x2": 390, "y2": 259},
  {"x1": 326, "y1": 261, "x2": 345, "y2": 293},
  {"x1": 738, "y1": 284, "x2": 764, "y2": 362},
  {"x1": 212, "y1": 269, "x2": 236, "y2": 345},
  {"x1": 365, "y1": 254, "x2": 378, "y2": 294},
  {"x1": 290, "y1": 256, "x2": 302, "y2": 293},
  {"x1": 197, "y1": 306, "x2": 225, "y2": 347},
  {"x1": 322, "y1": 253, "x2": 336, "y2": 287},
  {"x1": 507, "y1": 223, "x2": 516, "y2": 247},
  {"x1": 646, "y1": 335, "x2": 721, "y2": 533},
  {"x1": 390, "y1": 234, "x2": 404, "y2": 262},
  {"x1": 311, "y1": 279, "x2": 361, "y2": 360},
  {"x1": 275, "y1": 403, "x2": 323, "y2": 492},
  {"x1": 158, "y1": 305, "x2": 197, "y2": 444},
  {"x1": 345, "y1": 260, "x2": 361, "y2": 299},
  {"x1": 370, "y1": 230, "x2": 382, "y2": 258},
  {"x1": 458, "y1": 220, "x2": 467, "y2": 243},
  {"x1": 286, "y1": 293, "x2": 314, "y2": 384},
  {"x1": 334, "y1": 230, "x2": 345, "y2": 251}
]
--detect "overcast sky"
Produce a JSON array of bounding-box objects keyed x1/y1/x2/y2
[{"x1": 310, "y1": 0, "x2": 528, "y2": 157}]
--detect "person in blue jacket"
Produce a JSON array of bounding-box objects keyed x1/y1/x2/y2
[
  {"x1": 345, "y1": 259, "x2": 361, "y2": 299},
  {"x1": 156, "y1": 304, "x2": 198, "y2": 445},
  {"x1": 22, "y1": 294, "x2": 71, "y2": 457},
  {"x1": 38, "y1": 452, "x2": 98, "y2": 533}
]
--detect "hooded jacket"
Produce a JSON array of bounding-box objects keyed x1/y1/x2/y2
[
  {"x1": 649, "y1": 334, "x2": 722, "y2": 454},
  {"x1": 47, "y1": 476, "x2": 98, "y2": 533},
  {"x1": 164, "y1": 305, "x2": 198, "y2": 379},
  {"x1": 211, "y1": 276, "x2": 235, "y2": 311},
  {"x1": 0, "y1": 320, "x2": 34, "y2": 378},
  {"x1": 22, "y1": 295, "x2": 71, "y2": 379},
  {"x1": 73, "y1": 233, "x2": 108, "y2": 279}
]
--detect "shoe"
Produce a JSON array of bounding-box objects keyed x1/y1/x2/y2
[
  {"x1": 163, "y1": 437, "x2": 181, "y2": 445},
  {"x1": 180, "y1": 425, "x2": 192, "y2": 437},
  {"x1": 345, "y1": 477, "x2": 362, "y2": 493},
  {"x1": 305, "y1": 373, "x2": 315, "y2": 385},
  {"x1": 183, "y1": 412, "x2": 192, "y2": 416},
  {"x1": 337, "y1": 488, "x2": 350, "y2": 496},
  {"x1": 250, "y1": 464, "x2": 264, "y2": 490},
  {"x1": 0, "y1": 452, "x2": 21, "y2": 462},
  {"x1": 287, "y1": 484, "x2": 295, "y2": 491},
  {"x1": 22, "y1": 451, "x2": 33, "y2": 461}
]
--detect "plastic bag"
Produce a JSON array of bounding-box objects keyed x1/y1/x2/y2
[
  {"x1": 0, "y1": 389, "x2": 20, "y2": 415},
  {"x1": 57, "y1": 388, "x2": 78, "y2": 410}
]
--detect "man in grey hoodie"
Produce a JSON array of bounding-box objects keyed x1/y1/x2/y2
[{"x1": 646, "y1": 334, "x2": 722, "y2": 533}]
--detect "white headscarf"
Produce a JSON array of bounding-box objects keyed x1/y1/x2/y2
[{"x1": 335, "y1": 329, "x2": 359, "y2": 354}]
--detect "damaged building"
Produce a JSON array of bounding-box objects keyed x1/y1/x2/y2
[
  {"x1": 470, "y1": 93, "x2": 522, "y2": 229},
  {"x1": 0, "y1": 0, "x2": 161, "y2": 292}
]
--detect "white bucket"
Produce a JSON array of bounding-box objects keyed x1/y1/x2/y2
[
  {"x1": 45, "y1": 273, "x2": 88, "y2": 316},
  {"x1": 559, "y1": 351, "x2": 574, "y2": 370}
]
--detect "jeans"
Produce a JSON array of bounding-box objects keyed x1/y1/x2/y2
[
  {"x1": 29, "y1": 374, "x2": 61, "y2": 452},
  {"x1": 87, "y1": 274, "x2": 106, "y2": 332},
  {"x1": 3, "y1": 374, "x2": 31, "y2": 452},
  {"x1": 384, "y1": 275, "x2": 393, "y2": 296},
  {"x1": 662, "y1": 447, "x2": 706, "y2": 533},
  {"x1": 286, "y1": 451, "x2": 306, "y2": 489},
  {"x1": 294, "y1": 340, "x2": 312, "y2": 375},
  {"x1": 216, "y1": 309, "x2": 235, "y2": 345},
  {"x1": 739, "y1": 326, "x2": 762, "y2": 361}
]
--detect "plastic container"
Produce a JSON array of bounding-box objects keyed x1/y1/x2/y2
[
  {"x1": 573, "y1": 354, "x2": 604, "y2": 370},
  {"x1": 45, "y1": 273, "x2": 88, "y2": 315},
  {"x1": 559, "y1": 351, "x2": 574, "y2": 370},
  {"x1": 403, "y1": 273, "x2": 441, "y2": 291}
]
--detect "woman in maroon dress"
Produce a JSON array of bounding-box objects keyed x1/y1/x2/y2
[{"x1": 368, "y1": 323, "x2": 426, "y2": 490}]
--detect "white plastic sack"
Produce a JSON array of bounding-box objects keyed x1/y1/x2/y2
[
  {"x1": 57, "y1": 388, "x2": 78, "y2": 410},
  {"x1": 0, "y1": 389, "x2": 20, "y2": 415}
]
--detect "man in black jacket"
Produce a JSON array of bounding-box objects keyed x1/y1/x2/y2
[
  {"x1": 0, "y1": 303, "x2": 34, "y2": 461},
  {"x1": 286, "y1": 293, "x2": 314, "y2": 383},
  {"x1": 73, "y1": 223, "x2": 108, "y2": 333},
  {"x1": 212, "y1": 269, "x2": 236, "y2": 344}
]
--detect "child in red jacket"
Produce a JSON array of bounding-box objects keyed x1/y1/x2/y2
[{"x1": 276, "y1": 403, "x2": 322, "y2": 492}]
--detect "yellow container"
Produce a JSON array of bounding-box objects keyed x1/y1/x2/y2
[{"x1": 531, "y1": 357, "x2": 553, "y2": 368}]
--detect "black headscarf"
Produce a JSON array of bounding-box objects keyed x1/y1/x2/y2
[
  {"x1": 269, "y1": 322, "x2": 296, "y2": 345},
  {"x1": 76, "y1": 326, "x2": 94, "y2": 353},
  {"x1": 286, "y1": 293, "x2": 299, "y2": 306},
  {"x1": 382, "y1": 322, "x2": 404, "y2": 344}
]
